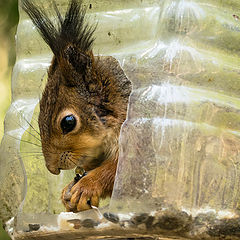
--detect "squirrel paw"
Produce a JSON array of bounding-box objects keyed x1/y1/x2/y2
[{"x1": 62, "y1": 173, "x2": 102, "y2": 212}]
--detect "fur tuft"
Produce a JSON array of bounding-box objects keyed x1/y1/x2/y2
[{"x1": 21, "y1": 0, "x2": 96, "y2": 57}]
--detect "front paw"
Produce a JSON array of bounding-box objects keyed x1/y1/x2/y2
[{"x1": 62, "y1": 173, "x2": 102, "y2": 212}]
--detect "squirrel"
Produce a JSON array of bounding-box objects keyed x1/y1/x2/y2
[{"x1": 22, "y1": 0, "x2": 132, "y2": 212}]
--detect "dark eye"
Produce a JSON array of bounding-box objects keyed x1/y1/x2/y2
[{"x1": 60, "y1": 114, "x2": 76, "y2": 134}]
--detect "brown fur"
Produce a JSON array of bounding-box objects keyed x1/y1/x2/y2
[{"x1": 22, "y1": 0, "x2": 132, "y2": 211}]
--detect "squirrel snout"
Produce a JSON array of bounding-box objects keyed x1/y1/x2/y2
[
  {"x1": 46, "y1": 165, "x2": 61, "y2": 175},
  {"x1": 45, "y1": 151, "x2": 76, "y2": 174}
]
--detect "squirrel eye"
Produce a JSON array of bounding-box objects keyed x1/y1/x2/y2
[{"x1": 60, "y1": 114, "x2": 76, "y2": 134}]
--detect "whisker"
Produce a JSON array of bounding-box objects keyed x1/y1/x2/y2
[
  {"x1": 11, "y1": 100, "x2": 39, "y2": 122},
  {"x1": 19, "y1": 151, "x2": 43, "y2": 155},
  {"x1": 70, "y1": 159, "x2": 78, "y2": 167},
  {"x1": 19, "y1": 139, "x2": 42, "y2": 148},
  {"x1": 20, "y1": 148, "x2": 61, "y2": 155},
  {"x1": 65, "y1": 155, "x2": 78, "y2": 167},
  {"x1": 20, "y1": 152, "x2": 43, "y2": 155},
  {"x1": 21, "y1": 118, "x2": 40, "y2": 137},
  {"x1": 20, "y1": 151, "x2": 58, "y2": 156},
  {"x1": 4, "y1": 154, "x2": 44, "y2": 164},
  {"x1": 20, "y1": 154, "x2": 44, "y2": 158},
  {"x1": 71, "y1": 155, "x2": 81, "y2": 167},
  {"x1": 11, "y1": 104, "x2": 40, "y2": 137},
  {"x1": 4, "y1": 133, "x2": 42, "y2": 148},
  {"x1": 20, "y1": 147, "x2": 63, "y2": 156},
  {"x1": 18, "y1": 124, "x2": 41, "y2": 143}
]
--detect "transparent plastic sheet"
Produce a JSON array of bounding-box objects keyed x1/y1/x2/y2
[
  {"x1": 0, "y1": 0, "x2": 162, "y2": 232},
  {"x1": 111, "y1": 0, "x2": 240, "y2": 209},
  {"x1": 0, "y1": 0, "x2": 240, "y2": 238},
  {"x1": 110, "y1": 0, "x2": 240, "y2": 236}
]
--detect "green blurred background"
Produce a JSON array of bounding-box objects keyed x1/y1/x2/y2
[{"x1": 0, "y1": 0, "x2": 18, "y2": 239}]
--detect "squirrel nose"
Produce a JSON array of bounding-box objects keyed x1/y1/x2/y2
[{"x1": 46, "y1": 165, "x2": 61, "y2": 175}]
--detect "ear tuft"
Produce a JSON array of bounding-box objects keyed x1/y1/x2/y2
[{"x1": 21, "y1": 0, "x2": 96, "y2": 56}]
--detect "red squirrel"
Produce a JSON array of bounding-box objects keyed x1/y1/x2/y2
[{"x1": 22, "y1": 0, "x2": 132, "y2": 212}]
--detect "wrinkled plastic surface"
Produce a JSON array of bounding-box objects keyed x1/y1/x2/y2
[
  {"x1": 0, "y1": 0, "x2": 164, "y2": 227},
  {"x1": 110, "y1": 0, "x2": 240, "y2": 214},
  {"x1": 0, "y1": 0, "x2": 240, "y2": 234}
]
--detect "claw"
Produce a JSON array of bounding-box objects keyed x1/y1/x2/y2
[
  {"x1": 70, "y1": 190, "x2": 81, "y2": 206},
  {"x1": 67, "y1": 202, "x2": 77, "y2": 212},
  {"x1": 63, "y1": 181, "x2": 75, "y2": 201},
  {"x1": 64, "y1": 172, "x2": 87, "y2": 201},
  {"x1": 62, "y1": 170, "x2": 101, "y2": 212}
]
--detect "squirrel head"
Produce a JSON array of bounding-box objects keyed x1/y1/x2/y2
[{"x1": 22, "y1": 0, "x2": 132, "y2": 174}]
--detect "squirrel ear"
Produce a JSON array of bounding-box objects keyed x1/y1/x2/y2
[
  {"x1": 64, "y1": 45, "x2": 91, "y2": 74},
  {"x1": 58, "y1": 45, "x2": 92, "y2": 87}
]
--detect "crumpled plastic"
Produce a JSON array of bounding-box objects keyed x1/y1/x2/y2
[{"x1": 1, "y1": 0, "x2": 240, "y2": 233}]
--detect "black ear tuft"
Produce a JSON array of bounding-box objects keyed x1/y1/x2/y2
[
  {"x1": 21, "y1": 0, "x2": 96, "y2": 57},
  {"x1": 21, "y1": 0, "x2": 58, "y2": 54}
]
